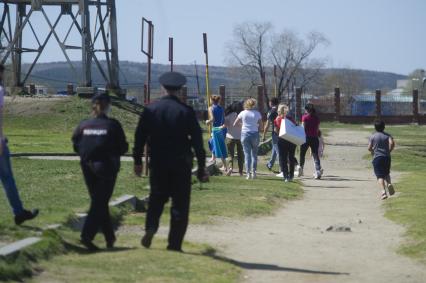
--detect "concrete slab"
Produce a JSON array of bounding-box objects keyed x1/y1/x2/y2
[
  {"x1": 109, "y1": 194, "x2": 137, "y2": 208},
  {"x1": 0, "y1": 237, "x2": 41, "y2": 257}
]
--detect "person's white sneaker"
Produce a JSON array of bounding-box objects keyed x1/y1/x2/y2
[
  {"x1": 314, "y1": 170, "x2": 321, "y2": 179},
  {"x1": 276, "y1": 172, "x2": 284, "y2": 178},
  {"x1": 297, "y1": 167, "x2": 304, "y2": 177},
  {"x1": 246, "y1": 173, "x2": 251, "y2": 180}
]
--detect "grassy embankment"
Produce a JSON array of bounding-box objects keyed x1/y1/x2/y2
[
  {"x1": 0, "y1": 96, "x2": 301, "y2": 282},
  {"x1": 384, "y1": 125, "x2": 426, "y2": 263}
]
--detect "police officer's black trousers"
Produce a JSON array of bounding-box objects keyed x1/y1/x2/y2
[
  {"x1": 81, "y1": 162, "x2": 117, "y2": 244},
  {"x1": 146, "y1": 159, "x2": 192, "y2": 250}
]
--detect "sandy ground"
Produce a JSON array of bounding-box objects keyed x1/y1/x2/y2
[{"x1": 176, "y1": 129, "x2": 426, "y2": 283}]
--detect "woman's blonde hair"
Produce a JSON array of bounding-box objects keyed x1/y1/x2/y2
[
  {"x1": 243, "y1": 98, "x2": 257, "y2": 110},
  {"x1": 277, "y1": 103, "x2": 289, "y2": 116}
]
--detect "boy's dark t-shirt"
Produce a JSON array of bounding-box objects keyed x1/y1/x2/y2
[
  {"x1": 267, "y1": 107, "x2": 278, "y2": 133},
  {"x1": 369, "y1": 132, "x2": 392, "y2": 159}
]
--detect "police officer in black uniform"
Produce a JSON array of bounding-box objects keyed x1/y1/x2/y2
[
  {"x1": 72, "y1": 93, "x2": 128, "y2": 251},
  {"x1": 133, "y1": 72, "x2": 208, "y2": 252}
]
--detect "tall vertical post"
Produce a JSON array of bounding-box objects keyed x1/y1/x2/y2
[
  {"x1": 180, "y1": 86, "x2": 187, "y2": 104},
  {"x1": 203, "y1": 33, "x2": 211, "y2": 134},
  {"x1": 296, "y1": 87, "x2": 302, "y2": 122},
  {"x1": 67, "y1": 83, "x2": 74, "y2": 96},
  {"x1": 147, "y1": 24, "x2": 152, "y2": 103},
  {"x1": 169, "y1": 37, "x2": 173, "y2": 72},
  {"x1": 273, "y1": 65, "x2": 278, "y2": 98},
  {"x1": 108, "y1": 0, "x2": 120, "y2": 92},
  {"x1": 219, "y1": 85, "x2": 226, "y2": 107},
  {"x1": 29, "y1": 83, "x2": 36, "y2": 95},
  {"x1": 334, "y1": 87, "x2": 341, "y2": 121},
  {"x1": 375, "y1": 89, "x2": 381, "y2": 119},
  {"x1": 413, "y1": 89, "x2": 419, "y2": 123},
  {"x1": 257, "y1": 85, "x2": 265, "y2": 117},
  {"x1": 13, "y1": 4, "x2": 25, "y2": 87},
  {"x1": 81, "y1": 0, "x2": 92, "y2": 87}
]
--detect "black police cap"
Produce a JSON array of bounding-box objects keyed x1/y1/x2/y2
[
  {"x1": 92, "y1": 92, "x2": 111, "y2": 104},
  {"x1": 159, "y1": 72, "x2": 187, "y2": 90}
]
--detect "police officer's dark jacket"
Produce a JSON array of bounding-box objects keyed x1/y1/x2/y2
[
  {"x1": 72, "y1": 114, "x2": 128, "y2": 162},
  {"x1": 133, "y1": 95, "x2": 205, "y2": 171}
]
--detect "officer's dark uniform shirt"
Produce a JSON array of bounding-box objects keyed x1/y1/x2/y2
[
  {"x1": 72, "y1": 114, "x2": 128, "y2": 162},
  {"x1": 133, "y1": 95, "x2": 205, "y2": 170}
]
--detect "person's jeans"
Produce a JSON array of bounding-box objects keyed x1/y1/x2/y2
[
  {"x1": 241, "y1": 132, "x2": 260, "y2": 174},
  {"x1": 0, "y1": 141, "x2": 24, "y2": 216},
  {"x1": 300, "y1": 136, "x2": 321, "y2": 172},
  {"x1": 267, "y1": 132, "x2": 279, "y2": 169}
]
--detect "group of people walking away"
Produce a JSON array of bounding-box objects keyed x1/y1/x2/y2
[
  {"x1": 263, "y1": 98, "x2": 324, "y2": 182},
  {"x1": 206, "y1": 96, "x2": 264, "y2": 180},
  {"x1": 0, "y1": 65, "x2": 396, "y2": 254}
]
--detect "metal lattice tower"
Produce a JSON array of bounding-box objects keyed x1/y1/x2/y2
[{"x1": 0, "y1": 0, "x2": 122, "y2": 94}]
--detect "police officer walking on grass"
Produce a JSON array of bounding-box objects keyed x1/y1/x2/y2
[
  {"x1": 133, "y1": 71, "x2": 208, "y2": 252},
  {"x1": 72, "y1": 93, "x2": 128, "y2": 251}
]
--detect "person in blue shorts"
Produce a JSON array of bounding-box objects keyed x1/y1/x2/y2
[{"x1": 368, "y1": 120, "x2": 395, "y2": 200}]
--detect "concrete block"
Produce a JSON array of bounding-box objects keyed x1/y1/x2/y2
[
  {"x1": 109, "y1": 194, "x2": 137, "y2": 208},
  {"x1": 0, "y1": 237, "x2": 41, "y2": 257},
  {"x1": 44, "y1": 224, "x2": 62, "y2": 230},
  {"x1": 68, "y1": 213, "x2": 87, "y2": 231}
]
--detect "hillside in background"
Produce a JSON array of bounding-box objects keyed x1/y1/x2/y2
[{"x1": 21, "y1": 61, "x2": 407, "y2": 94}]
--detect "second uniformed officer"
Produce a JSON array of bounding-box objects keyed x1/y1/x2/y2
[
  {"x1": 133, "y1": 71, "x2": 208, "y2": 252},
  {"x1": 72, "y1": 93, "x2": 128, "y2": 251}
]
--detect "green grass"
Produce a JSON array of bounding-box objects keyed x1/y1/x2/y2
[
  {"x1": 0, "y1": 157, "x2": 300, "y2": 281},
  {"x1": 381, "y1": 125, "x2": 426, "y2": 263},
  {"x1": 29, "y1": 235, "x2": 240, "y2": 283},
  {"x1": 4, "y1": 97, "x2": 142, "y2": 153}
]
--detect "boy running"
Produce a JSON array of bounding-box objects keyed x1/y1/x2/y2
[{"x1": 368, "y1": 120, "x2": 395, "y2": 200}]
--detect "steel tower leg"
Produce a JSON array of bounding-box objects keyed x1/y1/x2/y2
[{"x1": 80, "y1": 0, "x2": 92, "y2": 87}]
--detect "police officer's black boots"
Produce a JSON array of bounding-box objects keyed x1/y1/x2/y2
[
  {"x1": 14, "y1": 209, "x2": 39, "y2": 225},
  {"x1": 80, "y1": 238, "x2": 100, "y2": 252},
  {"x1": 141, "y1": 230, "x2": 155, "y2": 248}
]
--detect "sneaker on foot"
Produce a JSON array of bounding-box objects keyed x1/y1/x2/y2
[
  {"x1": 276, "y1": 172, "x2": 284, "y2": 178},
  {"x1": 381, "y1": 191, "x2": 388, "y2": 200},
  {"x1": 246, "y1": 173, "x2": 251, "y2": 180},
  {"x1": 314, "y1": 171, "x2": 322, "y2": 179},
  {"x1": 387, "y1": 184, "x2": 395, "y2": 196},
  {"x1": 266, "y1": 164, "x2": 272, "y2": 171},
  {"x1": 297, "y1": 167, "x2": 304, "y2": 177},
  {"x1": 226, "y1": 168, "x2": 233, "y2": 176},
  {"x1": 252, "y1": 171, "x2": 257, "y2": 179},
  {"x1": 15, "y1": 209, "x2": 39, "y2": 225}
]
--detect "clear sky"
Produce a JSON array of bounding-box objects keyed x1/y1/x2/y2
[{"x1": 11, "y1": 0, "x2": 426, "y2": 75}]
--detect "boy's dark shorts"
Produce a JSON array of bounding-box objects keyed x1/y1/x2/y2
[{"x1": 372, "y1": 156, "x2": 391, "y2": 179}]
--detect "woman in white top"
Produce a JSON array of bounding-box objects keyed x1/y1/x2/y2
[
  {"x1": 224, "y1": 101, "x2": 244, "y2": 176},
  {"x1": 233, "y1": 98, "x2": 263, "y2": 179}
]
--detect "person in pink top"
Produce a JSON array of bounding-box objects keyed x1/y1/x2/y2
[{"x1": 299, "y1": 103, "x2": 323, "y2": 179}]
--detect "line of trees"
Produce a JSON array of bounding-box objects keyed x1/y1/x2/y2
[{"x1": 226, "y1": 21, "x2": 329, "y2": 106}]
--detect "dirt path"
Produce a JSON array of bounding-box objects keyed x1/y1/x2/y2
[{"x1": 181, "y1": 129, "x2": 426, "y2": 283}]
